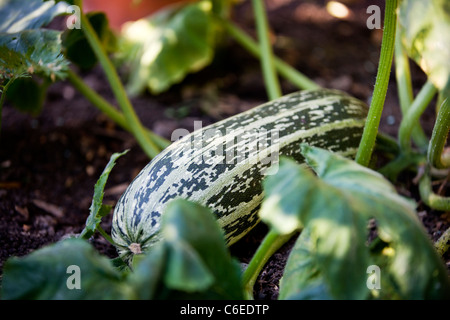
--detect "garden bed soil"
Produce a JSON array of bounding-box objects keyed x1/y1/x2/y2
[{"x1": 0, "y1": 0, "x2": 449, "y2": 299}]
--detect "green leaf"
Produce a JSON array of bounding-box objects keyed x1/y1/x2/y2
[
  {"x1": 122, "y1": 199, "x2": 244, "y2": 299},
  {"x1": 161, "y1": 199, "x2": 243, "y2": 299},
  {"x1": 164, "y1": 240, "x2": 214, "y2": 292},
  {"x1": 2, "y1": 199, "x2": 243, "y2": 300},
  {"x1": 126, "y1": 244, "x2": 167, "y2": 300},
  {"x1": 261, "y1": 145, "x2": 450, "y2": 299},
  {"x1": 120, "y1": 0, "x2": 217, "y2": 95},
  {"x1": 0, "y1": 0, "x2": 71, "y2": 82},
  {"x1": 279, "y1": 228, "x2": 332, "y2": 300},
  {"x1": 302, "y1": 145, "x2": 450, "y2": 299},
  {"x1": 0, "y1": 0, "x2": 69, "y2": 33},
  {"x1": 62, "y1": 12, "x2": 117, "y2": 70},
  {"x1": 262, "y1": 157, "x2": 370, "y2": 299},
  {"x1": 399, "y1": 0, "x2": 450, "y2": 94},
  {"x1": 1, "y1": 238, "x2": 129, "y2": 300},
  {"x1": 0, "y1": 29, "x2": 69, "y2": 81},
  {"x1": 80, "y1": 150, "x2": 129, "y2": 239}
]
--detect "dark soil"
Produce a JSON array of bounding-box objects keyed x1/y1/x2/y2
[{"x1": 0, "y1": 0, "x2": 449, "y2": 300}]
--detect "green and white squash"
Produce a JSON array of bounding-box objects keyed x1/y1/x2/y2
[{"x1": 112, "y1": 89, "x2": 368, "y2": 261}]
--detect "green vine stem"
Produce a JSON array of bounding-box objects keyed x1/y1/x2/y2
[
  {"x1": 398, "y1": 80, "x2": 437, "y2": 154},
  {"x1": 97, "y1": 225, "x2": 117, "y2": 247},
  {"x1": 74, "y1": 0, "x2": 160, "y2": 159},
  {"x1": 66, "y1": 70, "x2": 170, "y2": 151},
  {"x1": 394, "y1": 27, "x2": 428, "y2": 152},
  {"x1": 0, "y1": 78, "x2": 16, "y2": 137},
  {"x1": 221, "y1": 19, "x2": 320, "y2": 91},
  {"x1": 242, "y1": 229, "x2": 296, "y2": 299},
  {"x1": 355, "y1": 0, "x2": 398, "y2": 167},
  {"x1": 428, "y1": 97, "x2": 450, "y2": 169},
  {"x1": 419, "y1": 166, "x2": 450, "y2": 211},
  {"x1": 251, "y1": 0, "x2": 282, "y2": 100},
  {"x1": 435, "y1": 226, "x2": 450, "y2": 257},
  {"x1": 436, "y1": 91, "x2": 445, "y2": 114},
  {"x1": 378, "y1": 152, "x2": 425, "y2": 181}
]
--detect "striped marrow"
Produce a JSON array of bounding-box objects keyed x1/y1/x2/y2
[{"x1": 111, "y1": 89, "x2": 368, "y2": 261}]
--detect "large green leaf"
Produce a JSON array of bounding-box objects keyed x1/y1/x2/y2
[
  {"x1": 2, "y1": 198, "x2": 244, "y2": 300},
  {"x1": 124, "y1": 199, "x2": 244, "y2": 299},
  {"x1": 120, "y1": 0, "x2": 217, "y2": 95},
  {"x1": 1, "y1": 238, "x2": 129, "y2": 300},
  {"x1": 261, "y1": 144, "x2": 450, "y2": 299},
  {"x1": 0, "y1": 29, "x2": 69, "y2": 81},
  {"x1": 261, "y1": 157, "x2": 370, "y2": 299},
  {"x1": 160, "y1": 199, "x2": 243, "y2": 299},
  {"x1": 0, "y1": 0, "x2": 70, "y2": 120},
  {"x1": 279, "y1": 228, "x2": 333, "y2": 300},
  {"x1": 0, "y1": 0, "x2": 70, "y2": 81},
  {"x1": 126, "y1": 244, "x2": 167, "y2": 300},
  {"x1": 0, "y1": 0, "x2": 68, "y2": 33},
  {"x1": 399, "y1": 0, "x2": 450, "y2": 94}
]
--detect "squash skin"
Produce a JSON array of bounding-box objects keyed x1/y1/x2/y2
[{"x1": 111, "y1": 89, "x2": 368, "y2": 261}]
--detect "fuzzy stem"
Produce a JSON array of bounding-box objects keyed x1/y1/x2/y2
[
  {"x1": 242, "y1": 229, "x2": 296, "y2": 299},
  {"x1": 394, "y1": 28, "x2": 428, "y2": 151},
  {"x1": 428, "y1": 97, "x2": 450, "y2": 169},
  {"x1": 251, "y1": 0, "x2": 282, "y2": 100},
  {"x1": 97, "y1": 226, "x2": 117, "y2": 247},
  {"x1": 355, "y1": 0, "x2": 398, "y2": 166},
  {"x1": 435, "y1": 226, "x2": 450, "y2": 257},
  {"x1": 378, "y1": 152, "x2": 425, "y2": 181},
  {"x1": 419, "y1": 168, "x2": 450, "y2": 211},
  {"x1": 398, "y1": 80, "x2": 437, "y2": 154},
  {"x1": 66, "y1": 70, "x2": 170, "y2": 150},
  {"x1": 436, "y1": 91, "x2": 445, "y2": 114},
  {"x1": 74, "y1": 0, "x2": 160, "y2": 158},
  {"x1": 221, "y1": 19, "x2": 320, "y2": 91}
]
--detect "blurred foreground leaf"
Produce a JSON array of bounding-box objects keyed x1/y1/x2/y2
[
  {"x1": 279, "y1": 228, "x2": 332, "y2": 300},
  {"x1": 262, "y1": 144, "x2": 450, "y2": 299},
  {"x1": 2, "y1": 199, "x2": 244, "y2": 300},
  {"x1": 136, "y1": 199, "x2": 244, "y2": 299},
  {"x1": 1, "y1": 238, "x2": 129, "y2": 300}
]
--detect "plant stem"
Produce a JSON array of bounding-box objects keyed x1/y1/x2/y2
[
  {"x1": 375, "y1": 131, "x2": 400, "y2": 156},
  {"x1": 75, "y1": 1, "x2": 160, "y2": 158},
  {"x1": 97, "y1": 226, "x2": 117, "y2": 247},
  {"x1": 436, "y1": 91, "x2": 445, "y2": 114},
  {"x1": 378, "y1": 152, "x2": 425, "y2": 181},
  {"x1": 428, "y1": 96, "x2": 450, "y2": 169},
  {"x1": 398, "y1": 80, "x2": 437, "y2": 154},
  {"x1": 355, "y1": 0, "x2": 398, "y2": 167},
  {"x1": 242, "y1": 229, "x2": 296, "y2": 299},
  {"x1": 0, "y1": 78, "x2": 15, "y2": 137},
  {"x1": 435, "y1": 226, "x2": 450, "y2": 257},
  {"x1": 394, "y1": 27, "x2": 428, "y2": 152},
  {"x1": 419, "y1": 168, "x2": 450, "y2": 211},
  {"x1": 222, "y1": 19, "x2": 320, "y2": 90},
  {"x1": 251, "y1": 0, "x2": 282, "y2": 100},
  {"x1": 66, "y1": 69, "x2": 170, "y2": 150}
]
